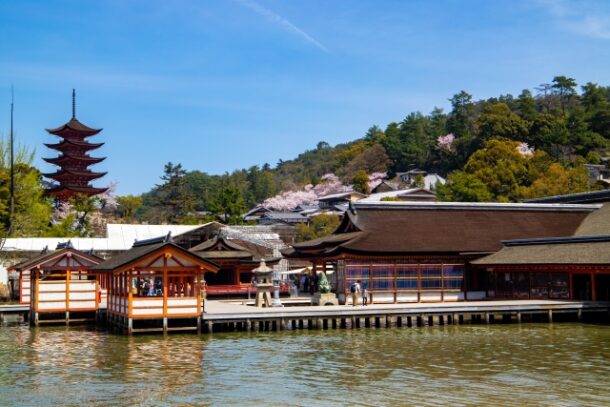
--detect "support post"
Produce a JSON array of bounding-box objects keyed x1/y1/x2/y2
[{"x1": 548, "y1": 309, "x2": 553, "y2": 323}]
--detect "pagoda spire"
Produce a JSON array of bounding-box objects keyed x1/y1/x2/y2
[{"x1": 43, "y1": 90, "x2": 108, "y2": 201}]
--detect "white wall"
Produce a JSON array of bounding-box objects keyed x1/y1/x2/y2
[{"x1": 0, "y1": 265, "x2": 7, "y2": 285}]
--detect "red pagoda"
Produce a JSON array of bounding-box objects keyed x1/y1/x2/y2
[{"x1": 44, "y1": 90, "x2": 108, "y2": 200}]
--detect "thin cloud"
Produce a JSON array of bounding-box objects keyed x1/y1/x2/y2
[
  {"x1": 537, "y1": 0, "x2": 610, "y2": 40},
  {"x1": 234, "y1": 0, "x2": 330, "y2": 53}
]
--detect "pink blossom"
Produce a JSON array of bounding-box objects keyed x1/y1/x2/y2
[
  {"x1": 437, "y1": 133, "x2": 455, "y2": 151},
  {"x1": 367, "y1": 172, "x2": 387, "y2": 190},
  {"x1": 517, "y1": 142, "x2": 534, "y2": 157},
  {"x1": 262, "y1": 172, "x2": 351, "y2": 210}
]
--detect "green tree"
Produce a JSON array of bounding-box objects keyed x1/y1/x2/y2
[
  {"x1": 523, "y1": 163, "x2": 590, "y2": 198},
  {"x1": 342, "y1": 144, "x2": 390, "y2": 181},
  {"x1": 295, "y1": 213, "x2": 341, "y2": 242},
  {"x1": 0, "y1": 137, "x2": 52, "y2": 237},
  {"x1": 351, "y1": 170, "x2": 370, "y2": 194},
  {"x1": 209, "y1": 183, "x2": 247, "y2": 224},
  {"x1": 381, "y1": 112, "x2": 435, "y2": 172},
  {"x1": 141, "y1": 162, "x2": 196, "y2": 224},
  {"x1": 436, "y1": 171, "x2": 492, "y2": 202},
  {"x1": 447, "y1": 91, "x2": 474, "y2": 138},
  {"x1": 116, "y1": 195, "x2": 143, "y2": 222},
  {"x1": 463, "y1": 139, "x2": 530, "y2": 201},
  {"x1": 0, "y1": 164, "x2": 52, "y2": 237},
  {"x1": 517, "y1": 90, "x2": 538, "y2": 123},
  {"x1": 552, "y1": 76, "x2": 578, "y2": 114},
  {"x1": 475, "y1": 102, "x2": 528, "y2": 143}
]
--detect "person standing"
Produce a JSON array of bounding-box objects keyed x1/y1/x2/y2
[
  {"x1": 350, "y1": 280, "x2": 361, "y2": 306},
  {"x1": 362, "y1": 284, "x2": 369, "y2": 306}
]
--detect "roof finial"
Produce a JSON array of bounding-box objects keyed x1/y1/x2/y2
[{"x1": 72, "y1": 88, "x2": 76, "y2": 119}]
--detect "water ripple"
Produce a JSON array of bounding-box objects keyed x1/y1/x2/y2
[{"x1": 0, "y1": 323, "x2": 609, "y2": 406}]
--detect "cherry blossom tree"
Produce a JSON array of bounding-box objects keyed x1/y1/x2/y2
[
  {"x1": 437, "y1": 133, "x2": 455, "y2": 151},
  {"x1": 263, "y1": 173, "x2": 351, "y2": 211},
  {"x1": 517, "y1": 142, "x2": 534, "y2": 157}
]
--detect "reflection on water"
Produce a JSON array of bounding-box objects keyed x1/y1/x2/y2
[{"x1": 1, "y1": 323, "x2": 610, "y2": 406}]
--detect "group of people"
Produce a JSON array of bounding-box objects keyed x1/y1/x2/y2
[{"x1": 350, "y1": 280, "x2": 369, "y2": 306}]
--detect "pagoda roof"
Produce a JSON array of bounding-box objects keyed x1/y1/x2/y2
[
  {"x1": 47, "y1": 185, "x2": 109, "y2": 197},
  {"x1": 46, "y1": 118, "x2": 102, "y2": 136},
  {"x1": 45, "y1": 139, "x2": 104, "y2": 150},
  {"x1": 43, "y1": 154, "x2": 106, "y2": 165},
  {"x1": 44, "y1": 169, "x2": 107, "y2": 182}
]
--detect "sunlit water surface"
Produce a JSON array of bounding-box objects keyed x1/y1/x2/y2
[{"x1": 1, "y1": 323, "x2": 609, "y2": 406}]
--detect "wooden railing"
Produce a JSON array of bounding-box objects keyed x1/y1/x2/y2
[{"x1": 108, "y1": 292, "x2": 204, "y2": 319}]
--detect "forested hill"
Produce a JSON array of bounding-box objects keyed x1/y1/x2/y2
[
  {"x1": 4, "y1": 75, "x2": 610, "y2": 237},
  {"x1": 132, "y1": 75, "x2": 610, "y2": 223}
]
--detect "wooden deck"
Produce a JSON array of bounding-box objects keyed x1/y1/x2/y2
[
  {"x1": 201, "y1": 299, "x2": 610, "y2": 332},
  {"x1": 2, "y1": 299, "x2": 609, "y2": 333}
]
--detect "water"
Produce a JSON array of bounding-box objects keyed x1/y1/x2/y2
[{"x1": 1, "y1": 323, "x2": 610, "y2": 406}]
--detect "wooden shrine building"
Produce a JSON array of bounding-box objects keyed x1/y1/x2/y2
[
  {"x1": 8, "y1": 243, "x2": 104, "y2": 325},
  {"x1": 43, "y1": 89, "x2": 107, "y2": 200},
  {"x1": 471, "y1": 235, "x2": 610, "y2": 301},
  {"x1": 91, "y1": 235, "x2": 219, "y2": 334},
  {"x1": 469, "y1": 189, "x2": 610, "y2": 301},
  {"x1": 283, "y1": 201, "x2": 597, "y2": 304},
  {"x1": 189, "y1": 234, "x2": 282, "y2": 297}
]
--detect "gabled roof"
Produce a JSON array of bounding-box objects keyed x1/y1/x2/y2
[
  {"x1": 243, "y1": 205, "x2": 271, "y2": 218},
  {"x1": 190, "y1": 235, "x2": 279, "y2": 263},
  {"x1": 284, "y1": 201, "x2": 597, "y2": 258},
  {"x1": 10, "y1": 247, "x2": 103, "y2": 272},
  {"x1": 91, "y1": 241, "x2": 219, "y2": 273},
  {"x1": 371, "y1": 181, "x2": 398, "y2": 193}
]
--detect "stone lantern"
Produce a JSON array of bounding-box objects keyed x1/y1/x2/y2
[{"x1": 252, "y1": 259, "x2": 273, "y2": 307}]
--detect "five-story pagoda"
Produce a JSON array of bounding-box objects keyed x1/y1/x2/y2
[{"x1": 44, "y1": 90, "x2": 108, "y2": 200}]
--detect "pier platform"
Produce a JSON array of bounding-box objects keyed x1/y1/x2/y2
[{"x1": 201, "y1": 299, "x2": 610, "y2": 332}]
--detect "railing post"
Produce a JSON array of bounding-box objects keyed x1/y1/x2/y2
[{"x1": 128, "y1": 291, "x2": 133, "y2": 318}]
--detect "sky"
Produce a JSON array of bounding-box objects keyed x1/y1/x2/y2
[{"x1": 2, "y1": 0, "x2": 610, "y2": 195}]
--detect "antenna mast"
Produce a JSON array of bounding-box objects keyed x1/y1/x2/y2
[{"x1": 8, "y1": 85, "x2": 15, "y2": 235}]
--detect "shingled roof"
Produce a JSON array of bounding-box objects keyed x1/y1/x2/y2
[
  {"x1": 284, "y1": 202, "x2": 597, "y2": 258},
  {"x1": 471, "y1": 235, "x2": 610, "y2": 265}
]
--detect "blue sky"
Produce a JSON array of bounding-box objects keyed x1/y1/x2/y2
[{"x1": 2, "y1": 0, "x2": 610, "y2": 195}]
